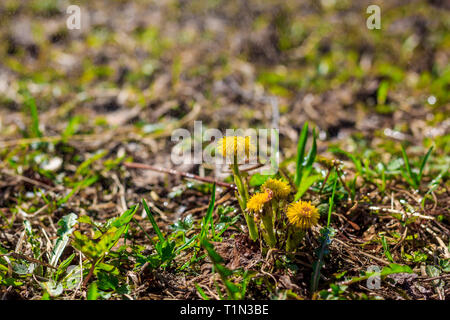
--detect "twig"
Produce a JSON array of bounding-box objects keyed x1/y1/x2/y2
[
  {"x1": 123, "y1": 162, "x2": 237, "y2": 190},
  {"x1": 182, "y1": 193, "x2": 232, "y2": 216},
  {"x1": 1, "y1": 253, "x2": 57, "y2": 270},
  {"x1": 3, "y1": 170, "x2": 57, "y2": 191},
  {"x1": 82, "y1": 260, "x2": 97, "y2": 288},
  {"x1": 333, "y1": 238, "x2": 390, "y2": 266}
]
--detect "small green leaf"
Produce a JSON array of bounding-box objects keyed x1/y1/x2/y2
[
  {"x1": 87, "y1": 282, "x2": 99, "y2": 300},
  {"x1": 249, "y1": 173, "x2": 271, "y2": 187},
  {"x1": 377, "y1": 81, "x2": 389, "y2": 105},
  {"x1": 40, "y1": 280, "x2": 63, "y2": 297},
  {"x1": 381, "y1": 263, "x2": 413, "y2": 276}
]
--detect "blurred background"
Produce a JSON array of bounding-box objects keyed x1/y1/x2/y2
[{"x1": 0, "y1": 0, "x2": 448, "y2": 176}]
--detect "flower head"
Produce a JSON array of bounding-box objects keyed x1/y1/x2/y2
[
  {"x1": 286, "y1": 201, "x2": 320, "y2": 230},
  {"x1": 246, "y1": 190, "x2": 273, "y2": 214},
  {"x1": 262, "y1": 178, "x2": 291, "y2": 199},
  {"x1": 217, "y1": 136, "x2": 256, "y2": 160}
]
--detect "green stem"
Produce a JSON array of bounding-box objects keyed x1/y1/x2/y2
[
  {"x1": 286, "y1": 226, "x2": 306, "y2": 252},
  {"x1": 232, "y1": 158, "x2": 258, "y2": 241},
  {"x1": 261, "y1": 207, "x2": 276, "y2": 247},
  {"x1": 245, "y1": 213, "x2": 259, "y2": 241},
  {"x1": 232, "y1": 161, "x2": 248, "y2": 204}
]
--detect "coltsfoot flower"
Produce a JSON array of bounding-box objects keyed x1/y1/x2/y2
[
  {"x1": 286, "y1": 201, "x2": 320, "y2": 230},
  {"x1": 246, "y1": 190, "x2": 273, "y2": 214},
  {"x1": 217, "y1": 136, "x2": 256, "y2": 159},
  {"x1": 262, "y1": 178, "x2": 291, "y2": 199}
]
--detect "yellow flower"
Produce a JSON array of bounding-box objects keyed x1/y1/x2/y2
[
  {"x1": 262, "y1": 178, "x2": 291, "y2": 199},
  {"x1": 286, "y1": 201, "x2": 320, "y2": 230},
  {"x1": 246, "y1": 190, "x2": 272, "y2": 214},
  {"x1": 217, "y1": 136, "x2": 256, "y2": 159}
]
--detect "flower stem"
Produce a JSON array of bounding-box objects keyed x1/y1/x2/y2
[
  {"x1": 244, "y1": 213, "x2": 259, "y2": 241},
  {"x1": 232, "y1": 159, "x2": 258, "y2": 241},
  {"x1": 286, "y1": 226, "x2": 306, "y2": 252},
  {"x1": 261, "y1": 207, "x2": 276, "y2": 247}
]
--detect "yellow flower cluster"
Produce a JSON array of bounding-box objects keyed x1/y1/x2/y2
[
  {"x1": 246, "y1": 190, "x2": 272, "y2": 214},
  {"x1": 217, "y1": 136, "x2": 256, "y2": 159},
  {"x1": 262, "y1": 178, "x2": 291, "y2": 199},
  {"x1": 286, "y1": 201, "x2": 320, "y2": 230}
]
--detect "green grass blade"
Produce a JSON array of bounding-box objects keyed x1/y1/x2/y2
[
  {"x1": 201, "y1": 237, "x2": 240, "y2": 299},
  {"x1": 330, "y1": 147, "x2": 363, "y2": 175},
  {"x1": 200, "y1": 183, "x2": 216, "y2": 239},
  {"x1": 20, "y1": 88, "x2": 42, "y2": 138},
  {"x1": 327, "y1": 171, "x2": 338, "y2": 228},
  {"x1": 400, "y1": 144, "x2": 417, "y2": 188},
  {"x1": 142, "y1": 199, "x2": 165, "y2": 242},
  {"x1": 341, "y1": 263, "x2": 412, "y2": 285},
  {"x1": 418, "y1": 146, "x2": 433, "y2": 183},
  {"x1": 304, "y1": 128, "x2": 317, "y2": 174},
  {"x1": 294, "y1": 122, "x2": 309, "y2": 186},
  {"x1": 294, "y1": 174, "x2": 321, "y2": 201},
  {"x1": 381, "y1": 235, "x2": 394, "y2": 262},
  {"x1": 57, "y1": 176, "x2": 98, "y2": 206},
  {"x1": 301, "y1": 130, "x2": 317, "y2": 181},
  {"x1": 195, "y1": 284, "x2": 210, "y2": 300},
  {"x1": 310, "y1": 226, "x2": 335, "y2": 293}
]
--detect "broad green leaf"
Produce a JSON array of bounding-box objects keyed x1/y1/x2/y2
[
  {"x1": 110, "y1": 205, "x2": 138, "y2": 228},
  {"x1": 249, "y1": 173, "x2": 271, "y2": 187},
  {"x1": 294, "y1": 174, "x2": 321, "y2": 201}
]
